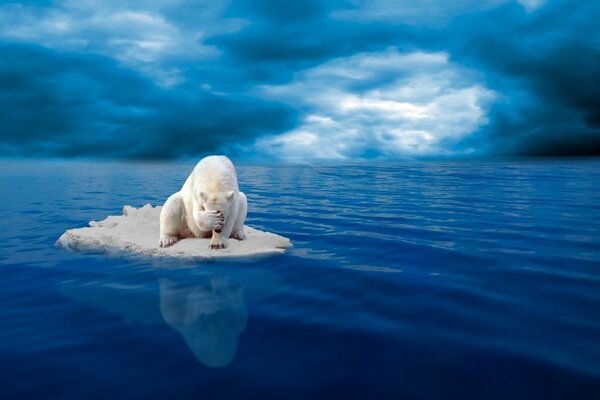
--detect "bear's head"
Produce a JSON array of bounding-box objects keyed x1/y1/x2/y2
[{"x1": 199, "y1": 190, "x2": 235, "y2": 217}]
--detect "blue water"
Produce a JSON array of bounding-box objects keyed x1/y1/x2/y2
[{"x1": 1, "y1": 160, "x2": 599, "y2": 399}]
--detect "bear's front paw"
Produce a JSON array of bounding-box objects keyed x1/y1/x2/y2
[
  {"x1": 204, "y1": 210, "x2": 224, "y2": 231},
  {"x1": 230, "y1": 230, "x2": 247, "y2": 241},
  {"x1": 209, "y1": 237, "x2": 229, "y2": 249},
  {"x1": 159, "y1": 234, "x2": 179, "y2": 247}
]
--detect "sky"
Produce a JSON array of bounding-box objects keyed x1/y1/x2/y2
[{"x1": 0, "y1": 0, "x2": 598, "y2": 160}]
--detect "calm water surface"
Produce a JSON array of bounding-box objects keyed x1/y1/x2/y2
[{"x1": 0, "y1": 160, "x2": 599, "y2": 399}]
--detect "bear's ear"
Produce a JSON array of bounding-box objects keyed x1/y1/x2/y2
[
  {"x1": 225, "y1": 191, "x2": 235, "y2": 200},
  {"x1": 199, "y1": 191, "x2": 208, "y2": 201}
]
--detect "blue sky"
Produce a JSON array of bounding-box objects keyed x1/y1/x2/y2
[{"x1": 0, "y1": 0, "x2": 598, "y2": 159}]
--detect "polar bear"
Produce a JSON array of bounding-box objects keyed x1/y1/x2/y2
[{"x1": 159, "y1": 155, "x2": 247, "y2": 249}]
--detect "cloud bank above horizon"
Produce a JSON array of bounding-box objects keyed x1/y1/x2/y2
[
  {"x1": 0, "y1": 0, "x2": 598, "y2": 160},
  {"x1": 254, "y1": 49, "x2": 495, "y2": 159}
]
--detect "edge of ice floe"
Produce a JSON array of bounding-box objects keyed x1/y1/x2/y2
[{"x1": 55, "y1": 204, "x2": 292, "y2": 262}]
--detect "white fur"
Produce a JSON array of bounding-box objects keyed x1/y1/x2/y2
[{"x1": 159, "y1": 155, "x2": 247, "y2": 249}]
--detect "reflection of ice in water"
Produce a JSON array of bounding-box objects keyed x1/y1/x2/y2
[{"x1": 159, "y1": 276, "x2": 247, "y2": 368}]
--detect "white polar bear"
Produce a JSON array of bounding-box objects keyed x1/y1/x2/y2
[{"x1": 159, "y1": 155, "x2": 247, "y2": 249}]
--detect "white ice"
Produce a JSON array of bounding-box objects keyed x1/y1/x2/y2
[{"x1": 56, "y1": 204, "x2": 292, "y2": 261}]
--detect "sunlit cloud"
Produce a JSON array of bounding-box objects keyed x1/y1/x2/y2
[
  {"x1": 254, "y1": 48, "x2": 495, "y2": 159},
  {"x1": 332, "y1": 0, "x2": 546, "y2": 25},
  {"x1": 517, "y1": 0, "x2": 547, "y2": 12}
]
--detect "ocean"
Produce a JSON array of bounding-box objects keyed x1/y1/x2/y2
[{"x1": 0, "y1": 159, "x2": 599, "y2": 399}]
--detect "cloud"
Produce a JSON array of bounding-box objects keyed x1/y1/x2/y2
[
  {"x1": 0, "y1": 44, "x2": 296, "y2": 159},
  {"x1": 253, "y1": 48, "x2": 495, "y2": 159},
  {"x1": 0, "y1": 0, "x2": 598, "y2": 159},
  {"x1": 331, "y1": 0, "x2": 548, "y2": 25},
  {"x1": 331, "y1": 0, "x2": 509, "y2": 26},
  {"x1": 0, "y1": 0, "x2": 244, "y2": 86},
  {"x1": 517, "y1": 0, "x2": 547, "y2": 12},
  {"x1": 450, "y1": 0, "x2": 600, "y2": 156}
]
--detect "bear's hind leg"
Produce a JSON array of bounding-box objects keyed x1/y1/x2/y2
[
  {"x1": 159, "y1": 192, "x2": 186, "y2": 247},
  {"x1": 230, "y1": 191, "x2": 248, "y2": 241}
]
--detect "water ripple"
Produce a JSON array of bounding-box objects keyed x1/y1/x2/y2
[{"x1": 1, "y1": 159, "x2": 599, "y2": 398}]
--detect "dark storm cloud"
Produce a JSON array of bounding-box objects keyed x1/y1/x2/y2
[
  {"x1": 0, "y1": 43, "x2": 296, "y2": 159},
  {"x1": 206, "y1": 1, "x2": 434, "y2": 86},
  {"x1": 459, "y1": 42, "x2": 600, "y2": 156},
  {"x1": 446, "y1": 0, "x2": 600, "y2": 156},
  {"x1": 0, "y1": 0, "x2": 599, "y2": 158}
]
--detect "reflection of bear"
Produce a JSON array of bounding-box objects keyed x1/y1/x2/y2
[
  {"x1": 159, "y1": 277, "x2": 247, "y2": 368},
  {"x1": 159, "y1": 155, "x2": 248, "y2": 249}
]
